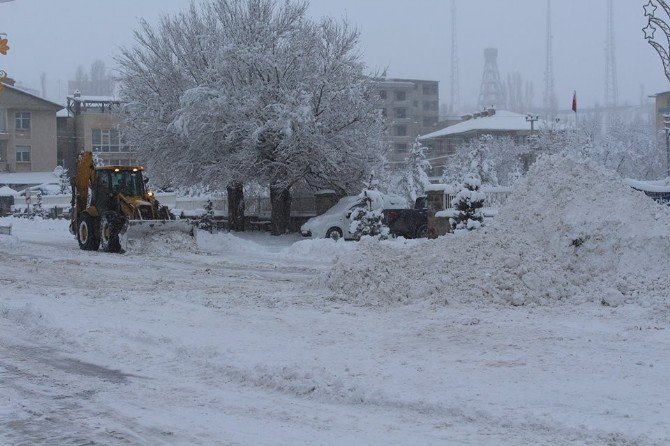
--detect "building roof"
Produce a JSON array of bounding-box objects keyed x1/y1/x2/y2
[
  {"x1": 67, "y1": 94, "x2": 120, "y2": 103},
  {"x1": 419, "y1": 110, "x2": 542, "y2": 140},
  {"x1": 1, "y1": 83, "x2": 64, "y2": 110},
  {"x1": 56, "y1": 108, "x2": 71, "y2": 118}
]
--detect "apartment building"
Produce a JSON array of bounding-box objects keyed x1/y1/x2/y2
[
  {"x1": 374, "y1": 78, "x2": 439, "y2": 166},
  {"x1": 0, "y1": 83, "x2": 61, "y2": 173}
]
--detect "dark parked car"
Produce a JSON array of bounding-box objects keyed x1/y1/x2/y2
[{"x1": 383, "y1": 197, "x2": 429, "y2": 239}]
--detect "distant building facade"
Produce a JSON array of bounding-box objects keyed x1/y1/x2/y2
[
  {"x1": 58, "y1": 92, "x2": 134, "y2": 172},
  {"x1": 653, "y1": 91, "x2": 670, "y2": 131},
  {"x1": 374, "y1": 78, "x2": 440, "y2": 166},
  {"x1": 0, "y1": 82, "x2": 62, "y2": 173},
  {"x1": 419, "y1": 109, "x2": 542, "y2": 177}
]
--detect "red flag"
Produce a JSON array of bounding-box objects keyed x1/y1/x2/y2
[{"x1": 572, "y1": 91, "x2": 577, "y2": 113}]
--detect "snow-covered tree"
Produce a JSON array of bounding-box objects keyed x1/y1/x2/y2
[
  {"x1": 32, "y1": 191, "x2": 44, "y2": 219},
  {"x1": 394, "y1": 138, "x2": 431, "y2": 203},
  {"x1": 116, "y1": 0, "x2": 384, "y2": 235},
  {"x1": 198, "y1": 200, "x2": 215, "y2": 233},
  {"x1": 449, "y1": 176, "x2": 485, "y2": 232},
  {"x1": 349, "y1": 175, "x2": 389, "y2": 239},
  {"x1": 442, "y1": 135, "x2": 500, "y2": 186},
  {"x1": 55, "y1": 166, "x2": 69, "y2": 195},
  {"x1": 92, "y1": 153, "x2": 105, "y2": 167}
]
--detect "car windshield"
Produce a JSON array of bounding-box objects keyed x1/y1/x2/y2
[{"x1": 109, "y1": 170, "x2": 145, "y2": 196}]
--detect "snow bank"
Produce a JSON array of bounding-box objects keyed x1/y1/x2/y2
[
  {"x1": 197, "y1": 231, "x2": 270, "y2": 256},
  {"x1": 325, "y1": 154, "x2": 670, "y2": 307},
  {"x1": 0, "y1": 234, "x2": 20, "y2": 249},
  {"x1": 281, "y1": 238, "x2": 357, "y2": 261}
]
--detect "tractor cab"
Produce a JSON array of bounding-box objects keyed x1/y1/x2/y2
[{"x1": 95, "y1": 166, "x2": 147, "y2": 199}]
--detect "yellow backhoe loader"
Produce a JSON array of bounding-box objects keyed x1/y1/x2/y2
[{"x1": 69, "y1": 151, "x2": 194, "y2": 253}]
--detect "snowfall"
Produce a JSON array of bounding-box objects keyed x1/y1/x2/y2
[{"x1": 1, "y1": 155, "x2": 669, "y2": 445}]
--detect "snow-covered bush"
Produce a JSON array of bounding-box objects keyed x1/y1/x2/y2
[{"x1": 449, "y1": 176, "x2": 485, "y2": 231}]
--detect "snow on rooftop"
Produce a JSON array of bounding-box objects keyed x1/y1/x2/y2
[
  {"x1": 625, "y1": 178, "x2": 670, "y2": 193},
  {"x1": 56, "y1": 108, "x2": 71, "y2": 118},
  {"x1": 0, "y1": 171, "x2": 58, "y2": 186},
  {"x1": 419, "y1": 110, "x2": 543, "y2": 140},
  {"x1": 0, "y1": 185, "x2": 19, "y2": 197},
  {"x1": 67, "y1": 94, "x2": 120, "y2": 103}
]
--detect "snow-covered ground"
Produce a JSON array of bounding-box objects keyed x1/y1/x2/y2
[{"x1": 1, "y1": 155, "x2": 670, "y2": 445}]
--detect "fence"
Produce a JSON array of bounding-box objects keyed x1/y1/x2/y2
[
  {"x1": 441, "y1": 187, "x2": 513, "y2": 211},
  {"x1": 10, "y1": 193, "x2": 317, "y2": 219}
]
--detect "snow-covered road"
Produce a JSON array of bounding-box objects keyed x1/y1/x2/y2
[{"x1": 1, "y1": 217, "x2": 669, "y2": 445}]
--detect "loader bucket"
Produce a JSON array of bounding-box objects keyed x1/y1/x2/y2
[{"x1": 121, "y1": 219, "x2": 197, "y2": 253}]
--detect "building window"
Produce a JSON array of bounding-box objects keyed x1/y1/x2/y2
[
  {"x1": 394, "y1": 91, "x2": 407, "y2": 101},
  {"x1": 394, "y1": 143, "x2": 407, "y2": 152},
  {"x1": 92, "y1": 128, "x2": 122, "y2": 152},
  {"x1": 379, "y1": 90, "x2": 387, "y2": 100},
  {"x1": 422, "y1": 84, "x2": 437, "y2": 95},
  {"x1": 423, "y1": 101, "x2": 439, "y2": 111},
  {"x1": 15, "y1": 112, "x2": 31, "y2": 130},
  {"x1": 395, "y1": 108, "x2": 407, "y2": 119},
  {"x1": 395, "y1": 125, "x2": 407, "y2": 136},
  {"x1": 0, "y1": 109, "x2": 6, "y2": 132},
  {"x1": 381, "y1": 108, "x2": 388, "y2": 118},
  {"x1": 16, "y1": 145, "x2": 31, "y2": 162},
  {"x1": 423, "y1": 117, "x2": 437, "y2": 127}
]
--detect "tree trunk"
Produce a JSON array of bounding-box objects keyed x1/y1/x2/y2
[
  {"x1": 227, "y1": 182, "x2": 245, "y2": 232},
  {"x1": 270, "y1": 186, "x2": 291, "y2": 235}
]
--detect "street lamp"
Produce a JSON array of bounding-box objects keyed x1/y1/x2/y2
[{"x1": 525, "y1": 114, "x2": 539, "y2": 133}]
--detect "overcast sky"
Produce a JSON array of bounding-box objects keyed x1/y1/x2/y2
[{"x1": 0, "y1": 0, "x2": 667, "y2": 113}]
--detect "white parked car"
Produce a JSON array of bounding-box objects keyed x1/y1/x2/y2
[{"x1": 301, "y1": 192, "x2": 408, "y2": 240}]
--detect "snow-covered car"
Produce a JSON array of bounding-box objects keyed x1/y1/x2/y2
[{"x1": 301, "y1": 192, "x2": 408, "y2": 240}]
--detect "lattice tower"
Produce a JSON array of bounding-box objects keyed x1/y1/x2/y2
[{"x1": 477, "y1": 48, "x2": 504, "y2": 109}]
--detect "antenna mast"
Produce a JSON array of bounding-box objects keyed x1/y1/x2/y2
[
  {"x1": 543, "y1": 0, "x2": 557, "y2": 118},
  {"x1": 604, "y1": 0, "x2": 619, "y2": 108}
]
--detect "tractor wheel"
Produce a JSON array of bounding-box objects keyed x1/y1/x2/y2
[
  {"x1": 100, "y1": 212, "x2": 122, "y2": 253},
  {"x1": 77, "y1": 214, "x2": 99, "y2": 251}
]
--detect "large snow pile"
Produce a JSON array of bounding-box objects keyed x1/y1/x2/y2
[{"x1": 325, "y1": 154, "x2": 670, "y2": 307}]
